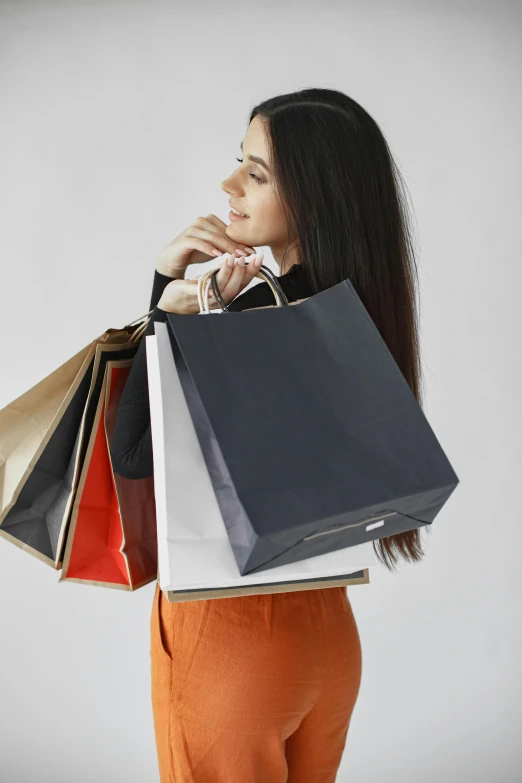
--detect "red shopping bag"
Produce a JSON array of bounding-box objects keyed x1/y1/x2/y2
[{"x1": 59, "y1": 359, "x2": 157, "y2": 590}]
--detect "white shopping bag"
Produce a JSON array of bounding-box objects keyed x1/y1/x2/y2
[{"x1": 146, "y1": 322, "x2": 375, "y2": 600}]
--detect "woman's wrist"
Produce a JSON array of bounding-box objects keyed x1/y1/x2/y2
[{"x1": 155, "y1": 260, "x2": 187, "y2": 279}]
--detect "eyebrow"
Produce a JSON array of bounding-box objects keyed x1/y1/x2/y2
[{"x1": 240, "y1": 141, "x2": 270, "y2": 172}]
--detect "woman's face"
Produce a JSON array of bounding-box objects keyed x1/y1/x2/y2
[{"x1": 221, "y1": 115, "x2": 298, "y2": 273}]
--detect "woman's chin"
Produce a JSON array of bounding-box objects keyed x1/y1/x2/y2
[
  {"x1": 226, "y1": 224, "x2": 249, "y2": 239},
  {"x1": 226, "y1": 224, "x2": 261, "y2": 249}
]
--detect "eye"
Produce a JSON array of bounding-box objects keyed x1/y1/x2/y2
[{"x1": 235, "y1": 157, "x2": 265, "y2": 185}]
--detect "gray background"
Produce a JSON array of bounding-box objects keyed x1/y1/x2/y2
[{"x1": 0, "y1": 1, "x2": 520, "y2": 781}]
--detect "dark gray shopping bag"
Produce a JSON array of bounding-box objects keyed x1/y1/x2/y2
[{"x1": 164, "y1": 266, "x2": 460, "y2": 576}]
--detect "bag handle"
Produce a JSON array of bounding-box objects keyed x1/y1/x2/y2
[
  {"x1": 103, "y1": 310, "x2": 154, "y2": 344},
  {"x1": 208, "y1": 265, "x2": 287, "y2": 312},
  {"x1": 197, "y1": 263, "x2": 289, "y2": 314},
  {"x1": 121, "y1": 261, "x2": 290, "y2": 341},
  {"x1": 127, "y1": 314, "x2": 154, "y2": 343},
  {"x1": 124, "y1": 311, "x2": 154, "y2": 328}
]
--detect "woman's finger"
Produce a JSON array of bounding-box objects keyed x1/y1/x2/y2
[
  {"x1": 220, "y1": 254, "x2": 264, "y2": 302},
  {"x1": 214, "y1": 254, "x2": 236, "y2": 289},
  {"x1": 189, "y1": 227, "x2": 255, "y2": 259},
  {"x1": 244, "y1": 253, "x2": 264, "y2": 281},
  {"x1": 208, "y1": 255, "x2": 243, "y2": 303},
  {"x1": 205, "y1": 214, "x2": 229, "y2": 232},
  {"x1": 213, "y1": 253, "x2": 241, "y2": 296}
]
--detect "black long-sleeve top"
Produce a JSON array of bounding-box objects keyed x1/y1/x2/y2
[{"x1": 110, "y1": 262, "x2": 314, "y2": 480}]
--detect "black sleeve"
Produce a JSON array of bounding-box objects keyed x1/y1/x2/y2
[
  {"x1": 110, "y1": 269, "x2": 175, "y2": 479},
  {"x1": 110, "y1": 272, "x2": 275, "y2": 479}
]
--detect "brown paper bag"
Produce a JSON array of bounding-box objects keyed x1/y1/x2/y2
[{"x1": 0, "y1": 311, "x2": 152, "y2": 568}]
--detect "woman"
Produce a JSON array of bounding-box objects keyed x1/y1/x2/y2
[{"x1": 111, "y1": 87, "x2": 427, "y2": 783}]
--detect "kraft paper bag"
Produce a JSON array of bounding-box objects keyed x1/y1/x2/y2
[
  {"x1": 0, "y1": 312, "x2": 152, "y2": 569},
  {"x1": 164, "y1": 570, "x2": 370, "y2": 604},
  {"x1": 145, "y1": 323, "x2": 375, "y2": 602}
]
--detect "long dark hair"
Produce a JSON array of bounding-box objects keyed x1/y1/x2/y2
[{"x1": 249, "y1": 87, "x2": 427, "y2": 572}]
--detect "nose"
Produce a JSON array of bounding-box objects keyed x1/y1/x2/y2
[
  {"x1": 222, "y1": 168, "x2": 242, "y2": 192},
  {"x1": 221, "y1": 179, "x2": 233, "y2": 197},
  {"x1": 221, "y1": 179, "x2": 242, "y2": 201}
]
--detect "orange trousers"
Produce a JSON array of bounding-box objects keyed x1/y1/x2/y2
[{"x1": 150, "y1": 581, "x2": 362, "y2": 783}]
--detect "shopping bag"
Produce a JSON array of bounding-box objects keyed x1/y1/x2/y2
[
  {"x1": 145, "y1": 321, "x2": 375, "y2": 602},
  {"x1": 59, "y1": 356, "x2": 157, "y2": 590},
  {"x1": 161, "y1": 264, "x2": 459, "y2": 576},
  {"x1": 0, "y1": 311, "x2": 152, "y2": 569},
  {"x1": 164, "y1": 571, "x2": 370, "y2": 603}
]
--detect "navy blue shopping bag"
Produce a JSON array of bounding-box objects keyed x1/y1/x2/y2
[{"x1": 163, "y1": 266, "x2": 459, "y2": 576}]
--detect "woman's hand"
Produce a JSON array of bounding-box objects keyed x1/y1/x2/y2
[
  {"x1": 156, "y1": 215, "x2": 256, "y2": 276},
  {"x1": 157, "y1": 253, "x2": 264, "y2": 315}
]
